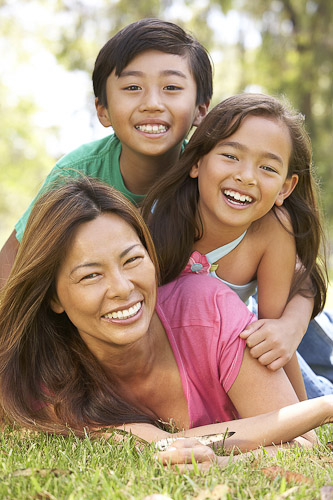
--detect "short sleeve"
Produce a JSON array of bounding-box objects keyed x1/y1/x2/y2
[{"x1": 216, "y1": 288, "x2": 256, "y2": 393}]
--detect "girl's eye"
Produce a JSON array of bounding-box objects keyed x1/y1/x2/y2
[
  {"x1": 261, "y1": 165, "x2": 277, "y2": 173},
  {"x1": 221, "y1": 153, "x2": 238, "y2": 160}
]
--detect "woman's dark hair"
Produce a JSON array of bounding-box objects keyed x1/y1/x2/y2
[
  {"x1": 0, "y1": 177, "x2": 160, "y2": 433},
  {"x1": 93, "y1": 18, "x2": 213, "y2": 107},
  {"x1": 143, "y1": 93, "x2": 327, "y2": 317}
]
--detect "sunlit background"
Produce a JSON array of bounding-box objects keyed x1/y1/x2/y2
[{"x1": 1, "y1": 0, "x2": 332, "y2": 302}]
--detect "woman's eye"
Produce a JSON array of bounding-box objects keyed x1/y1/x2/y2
[
  {"x1": 81, "y1": 272, "x2": 99, "y2": 281},
  {"x1": 125, "y1": 256, "x2": 143, "y2": 265}
]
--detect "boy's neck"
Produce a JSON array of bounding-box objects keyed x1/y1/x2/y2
[{"x1": 119, "y1": 145, "x2": 181, "y2": 196}]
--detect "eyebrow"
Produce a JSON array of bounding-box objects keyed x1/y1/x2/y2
[
  {"x1": 69, "y1": 244, "x2": 142, "y2": 275},
  {"x1": 218, "y1": 141, "x2": 283, "y2": 166},
  {"x1": 118, "y1": 69, "x2": 188, "y2": 79}
]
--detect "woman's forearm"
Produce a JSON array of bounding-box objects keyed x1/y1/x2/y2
[
  {"x1": 121, "y1": 396, "x2": 332, "y2": 452},
  {"x1": 181, "y1": 396, "x2": 332, "y2": 452}
]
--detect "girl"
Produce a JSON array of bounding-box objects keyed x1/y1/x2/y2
[{"x1": 143, "y1": 93, "x2": 329, "y2": 401}]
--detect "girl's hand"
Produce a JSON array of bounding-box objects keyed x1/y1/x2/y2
[{"x1": 240, "y1": 318, "x2": 301, "y2": 371}]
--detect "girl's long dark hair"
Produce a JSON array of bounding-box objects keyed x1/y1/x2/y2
[
  {"x1": 0, "y1": 176, "x2": 160, "y2": 433},
  {"x1": 143, "y1": 93, "x2": 327, "y2": 317}
]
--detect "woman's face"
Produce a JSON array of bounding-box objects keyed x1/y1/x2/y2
[{"x1": 51, "y1": 213, "x2": 157, "y2": 354}]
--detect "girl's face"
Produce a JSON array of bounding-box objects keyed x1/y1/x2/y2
[
  {"x1": 51, "y1": 213, "x2": 157, "y2": 356},
  {"x1": 190, "y1": 115, "x2": 298, "y2": 232}
]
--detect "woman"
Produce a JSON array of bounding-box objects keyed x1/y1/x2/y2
[{"x1": 0, "y1": 177, "x2": 332, "y2": 468}]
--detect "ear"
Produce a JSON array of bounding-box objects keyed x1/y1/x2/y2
[
  {"x1": 189, "y1": 161, "x2": 200, "y2": 179},
  {"x1": 275, "y1": 174, "x2": 298, "y2": 207},
  {"x1": 50, "y1": 294, "x2": 65, "y2": 314},
  {"x1": 192, "y1": 100, "x2": 210, "y2": 127},
  {"x1": 95, "y1": 97, "x2": 112, "y2": 128}
]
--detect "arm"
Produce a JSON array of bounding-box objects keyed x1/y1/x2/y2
[
  {"x1": 117, "y1": 352, "x2": 333, "y2": 461},
  {"x1": 240, "y1": 215, "x2": 307, "y2": 399},
  {"x1": 0, "y1": 230, "x2": 20, "y2": 289}
]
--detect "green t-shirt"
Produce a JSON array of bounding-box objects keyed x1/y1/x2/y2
[{"x1": 15, "y1": 134, "x2": 145, "y2": 242}]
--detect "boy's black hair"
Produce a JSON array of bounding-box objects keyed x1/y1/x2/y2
[{"x1": 93, "y1": 18, "x2": 213, "y2": 107}]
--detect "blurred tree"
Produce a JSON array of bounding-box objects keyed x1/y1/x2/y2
[
  {"x1": 0, "y1": 0, "x2": 332, "y2": 245},
  {"x1": 209, "y1": 0, "x2": 333, "y2": 226},
  {"x1": 0, "y1": 84, "x2": 54, "y2": 243}
]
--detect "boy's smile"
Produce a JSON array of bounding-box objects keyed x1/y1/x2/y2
[{"x1": 95, "y1": 50, "x2": 208, "y2": 193}]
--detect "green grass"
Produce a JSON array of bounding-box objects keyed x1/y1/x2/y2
[{"x1": 1, "y1": 425, "x2": 333, "y2": 499}]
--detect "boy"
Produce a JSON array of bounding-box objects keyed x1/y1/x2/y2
[{"x1": 0, "y1": 18, "x2": 212, "y2": 284}]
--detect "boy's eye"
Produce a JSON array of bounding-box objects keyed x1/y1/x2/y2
[
  {"x1": 164, "y1": 85, "x2": 182, "y2": 91},
  {"x1": 124, "y1": 85, "x2": 141, "y2": 91}
]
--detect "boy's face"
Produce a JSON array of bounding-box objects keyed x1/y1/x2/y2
[{"x1": 96, "y1": 50, "x2": 208, "y2": 160}]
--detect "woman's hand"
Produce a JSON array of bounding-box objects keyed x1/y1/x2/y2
[{"x1": 153, "y1": 437, "x2": 224, "y2": 471}]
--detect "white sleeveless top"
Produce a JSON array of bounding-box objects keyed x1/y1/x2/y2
[{"x1": 205, "y1": 231, "x2": 257, "y2": 303}]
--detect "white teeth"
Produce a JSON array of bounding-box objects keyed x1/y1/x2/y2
[
  {"x1": 224, "y1": 189, "x2": 253, "y2": 204},
  {"x1": 103, "y1": 301, "x2": 142, "y2": 320},
  {"x1": 135, "y1": 124, "x2": 168, "y2": 133}
]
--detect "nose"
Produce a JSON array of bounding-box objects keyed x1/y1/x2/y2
[
  {"x1": 105, "y1": 270, "x2": 135, "y2": 300},
  {"x1": 138, "y1": 88, "x2": 165, "y2": 113},
  {"x1": 233, "y1": 161, "x2": 257, "y2": 186}
]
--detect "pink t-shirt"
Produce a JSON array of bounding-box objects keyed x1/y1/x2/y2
[{"x1": 156, "y1": 274, "x2": 256, "y2": 428}]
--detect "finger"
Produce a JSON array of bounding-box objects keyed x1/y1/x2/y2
[
  {"x1": 155, "y1": 444, "x2": 217, "y2": 465},
  {"x1": 240, "y1": 320, "x2": 265, "y2": 339},
  {"x1": 170, "y1": 454, "x2": 233, "y2": 471},
  {"x1": 169, "y1": 461, "x2": 214, "y2": 472},
  {"x1": 168, "y1": 437, "x2": 201, "y2": 449},
  {"x1": 266, "y1": 357, "x2": 287, "y2": 371},
  {"x1": 245, "y1": 331, "x2": 268, "y2": 349},
  {"x1": 256, "y1": 350, "x2": 280, "y2": 366},
  {"x1": 248, "y1": 339, "x2": 274, "y2": 358},
  {"x1": 249, "y1": 341, "x2": 275, "y2": 361}
]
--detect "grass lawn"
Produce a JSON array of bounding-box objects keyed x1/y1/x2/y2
[
  {"x1": 1, "y1": 425, "x2": 333, "y2": 499},
  {"x1": 2, "y1": 280, "x2": 332, "y2": 499}
]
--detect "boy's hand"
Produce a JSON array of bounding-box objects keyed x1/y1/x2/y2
[{"x1": 240, "y1": 318, "x2": 301, "y2": 371}]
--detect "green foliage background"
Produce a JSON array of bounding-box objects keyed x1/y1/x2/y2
[{"x1": 1, "y1": 0, "x2": 332, "y2": 253}]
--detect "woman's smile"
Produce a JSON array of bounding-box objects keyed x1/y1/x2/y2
[{"x1": 102, "y1": 300, "x2": 143, "y2": 321}]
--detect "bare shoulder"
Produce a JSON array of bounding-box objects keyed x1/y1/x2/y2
[{"x1": 250, "y1": 208, "x2": 293, "y2": 239}]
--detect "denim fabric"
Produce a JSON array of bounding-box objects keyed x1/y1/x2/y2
[
  {"x1": 298, "y1": 311, "x2": 333, "y2": 384},
  {"x1": 248, "y1": 295, "x2": 333, "y2": 398},
  {"x1": 297, "y1": 351, "x2": 333, "y2": 398}
]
